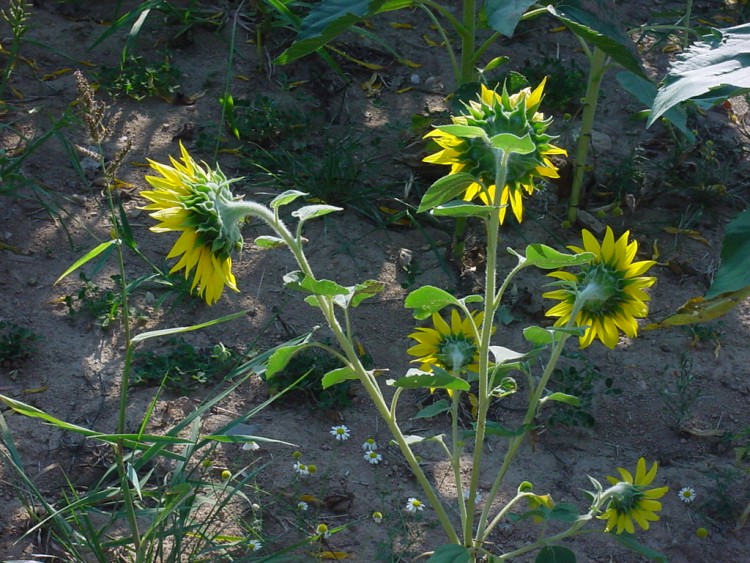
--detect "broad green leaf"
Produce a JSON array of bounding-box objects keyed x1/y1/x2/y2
[
  {"x1": 481, "y1": 420, "x2": 531, "y2": 437},
  {"x1": 322, "y1": 366, "x2": 358, "y2": 388},
  {"x1": 270, "y1": 189, "x2": 307, "y2": 209},
  {"x1": 611, "y1": 533, "x2": 668, "y2": 562},
  {"x1": 647, "y1": 286, "x2": 750, "y2": 327},
  {"x1": 392, "y1": 371, "x2": 470, "y2": 392},
  {"x1": 488, "y1": 346, "x2": 524, "y2": 364},
  {"x1": 547, "y1": 1, "x2": 645, "y2": 78},
  {"x1": 549, "y1": 502, "x2": 585, "y2": 523},
  {"x1": 131, "y1": 311, "x2": 248, "y2": 343},
  {"x1": 432, "y1": 201, "x2": 496, "y2": 218},
  {"x1": 428, "y1": 543, "x2": 471, "y2": 563},
  {"x1": 435, "y1": 124, "x2": 490, "y2": 141},
  {"x1": 616, "y1": 72, "x2": 695, "y2": 143},
  {"x1": 490, "y1": 376, "x2": 518, "y2": 399},
  {"x1": 275, "y1": 0, "x2": 414, "y2": 64},
  {"x1": 490, "y1": 132, "x2": 535, "y2": 154},
  {"x1": 292, "y1": 204, "x2": 342, "y2": 225},
  {"x1": 266, "y1": 335, "x2": 314, "y2": 377},
  {"x1": 706, "y1": 208, "x2": 750, "y2": 297},
  {"x1": 649, "y1": 23, "x2": 750, "y2": 125},
  {"x1": 405, "y1": 286, "x2": 459, "y2": 319},
  {"x1": 412, "y1": 399, "x2": 451, "y2": 419},
  {"x1": 525, "y1": 244, "x2": 594, "y2": 269},
  {"x1": 418, "y1": 173, "x2": 477, "y2": 212},
  {"x1": 55, "y1": 239, "x2": 118, "y2": 284},
  {"x1": 523, "y1": 325, "x2": 554, "y2": 345},
  {"x1": 254, "y1": 235, "x2": 286, "y2": 249},
  {"x1": 283, "y1": 270, "x2": 348, "y2": 296},
  {"x1": 535, "y1": 545, "x2": 576, "y2": 563},
  {"x1": 486, "y1": 0, "x2": 538, "y2": 37},
  {"x1": 332, "y1": 280, "x2": 385, "y2": 308},
  {"x1": 542, "y1": 392, "x2": 581, "y2": 407}
]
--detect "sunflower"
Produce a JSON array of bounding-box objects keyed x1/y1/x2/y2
[
  {"x1": 141, "y1": 141, "x2": 244, "y2": 305},
  {"x1": 543, "y1": 227, "x2": 656, "y2": 348},
  {"x1": 423, "y1": 79, "x2": 566, "y2": 224},
  {"x1": 407, "y1": 309, "x2": 486, "y2": 374},
  {"x1": 600, "y1": 457, "x2": 668, "y2": 534}
]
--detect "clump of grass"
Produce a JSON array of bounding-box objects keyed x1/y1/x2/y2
[
  {"x1": 0, "y1": 320, "x2": 40, "y2": 367},
  {"x1": 659, "y1": 353, "x2": 702, "y2": 431},
  {"x1": 63, "y1": 272, "x2": 123, "y2": 330},
  {"x1": 132, "y1": 338, "x2": 240, "y2": 392},
  {"x1": 98, "y1": 54, "x2": 182, "y2": 100}
]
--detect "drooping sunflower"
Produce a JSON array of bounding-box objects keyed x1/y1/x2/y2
[
  {"x1": 423, "y1": 78, "x2": 567, "y2": 224},
  {"x1": 543, "y1": 227, "x2": 656, "y2": 348},
  {"x1": 599, "y1": 457, "x2": 668, "y2": 534},
  {"x1": 141, "y1": 141, "x2": 244, "y2": 305},
  {"x1": 407, "y1": 309, "x2": 486, "y2": 374}
]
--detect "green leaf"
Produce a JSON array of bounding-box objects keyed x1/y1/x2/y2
[
  {"x1": 254, "y1": 235, "x2": 286, "y2": 249},
  {"x1": 616, "y1": 72, "x2": 695, "y2": 143},
  {"x1": 283, "y1": 270, "x2": 348, "y2": 296},
  {"x1": 275, "y1": 0, "x2": 414, "y2": 64},
  {"x1": 436, "y1": 124, "x2": 490, "y2": 141},
  {"x1": 549, "y1": 502, "x2": 584, "y2": 523},
  {"x1": 428, "y1": 543, "x2": 471, "y2": 563},
  {"x1": 432, "y1": 201, "x2": 496, "y2": 218},
  {"x1": 611, "y1": 533, "x2": 668, "y2": 562},
  {"x1": 547, "y1": 1, "x2": 645, "y2": 78},
  {"x1": 265, "y1": 334, "x2": 315, "y2": 377},
  {"x1": 332, "y1": 280, "x2": 385, "y2": 308},
  {"x1": 543, "y1": 392, "x2": 581, "y2": 407},
  {"x1": 322, "y1": 366, "x2": 358, "y2": 388},
  {"x1": 486, "y1": 0, "x2": 538, "y2": 37},
  {"x1": 488, "y1": 346, "x2": 524, "y2": 364},
  {"x1": 412, "y1": 399, "x2": 451, "y2": 419},
  {"x1": 55, "y1": 239, "x2": 118, "y2": 284},
  {"x1": 706, "y1": 208, "x2": 750, "y2": 297},
  {"x1": 523, "y1": 325, "x2": 555, "y2": 345},
  {"x1": 392, "y1": 370, "x2": 470, "y2": 392},
  {"x1": 292, "y1": 204, "x2": 342, "y2": 225},
  {"x1": 405, "y1": 286, "x2": 459, "y2": 319},
  {"x1": 270, "y1": 189, "x2": 307, "y2": 209},
  {"x1": 649, "y1": 23, "x2": 750, "y2": 125},
  {"x1": 481, "y1": 420, "x2": 531, "y2": 437},
  {"x1": 490, "y1": 376, "x2": 518, "y2": 399},
  {"x1": 418, "y1": 173, "x2": 477, "y2": 213},
  {"x1": 535, "y1": 545, "x2": 576, "y2": 563},
  {"x1": 525, "y1": 244, "x2": 594, "y2": 269},
  {"x1": 490, "y1": 132, "x2": 535, "y2": 154},
  {"x1": 131, "y1": 311, "x2": 248, "y2": 344}
]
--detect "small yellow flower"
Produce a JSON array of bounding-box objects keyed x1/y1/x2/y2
[
  {"x1": 543, "y1": 227, "x2": 656, "y2": 348},
  {"x1": 141, "y1": 141, "x2": 244, "y2": 304},
  {"x1": 599, "y1": 458, "x2": 668, "y2": 534},
  {"x1": 423, "y1": 79, "x2": 566, "y2": 224},
  {"x1": 407, "y1": 309, "x2": 486, "y2": 374},
  {"x1": 221, "y1": 469, "x2": 232, "y2": 480}
]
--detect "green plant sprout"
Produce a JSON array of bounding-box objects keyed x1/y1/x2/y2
[
  {"x1": 0, "y1": 0, "x2": 31, "y2": 97},
  {"x1": 85, "y1": 78, "x2": 668, "y2": 560},
  {"x1": 0, "y1": 320, "x2": 40, "y2": 367}
]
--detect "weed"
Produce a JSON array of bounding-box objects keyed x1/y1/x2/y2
[
  {"x1": 63, "y1": 272, "x2": 122, "y2": 330},
  {"x1": 0, "y1": 320, "x2": 40, "y2": 367},
  {"x1": 659, "y1": 353, "x2": 702, "y2": 431},
  {"x1": 132, "y1": 338, "x2": 239, "y2": 393},
  {"x1": 98, "y1": 54, "x2": 181, "y2": 101},
  {"x1": 547, "y1": 351, "x2": 621, "y2": 429},
  {"x1": 222, "y1": 94, "x2": 309, "y2": 146},
  {"x1": 519, "y1": 57, "x2": 587, "y2": 113},
  {"x1": 0, "y1": 0, "x2": 31, "y2": 97}
]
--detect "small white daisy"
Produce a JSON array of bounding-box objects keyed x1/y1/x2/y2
[
  {"x1": 248, "y1": 539, "x2": 262, "y2": 552},
  {"x1": 372, "y1": 511, "x2": 383, "y2": 523},
  {"x1": 294, "y1": 462, "x2": 310, "y2": 477},
  {"x1": 678, "y1": 486, "x2": 696, "y2": 504},
  {"x1": 242, "y1": 441, "x2": 260, "y2": 451},
  {"x1": 330, "y1": 425, "x2": 350, "y2": 441},
  {"x1": 405, "y1": 497, "x2": 424, "y2": 513},
  {"x1": 315, "y1": 523, "x2": 331, "y2": 539},
  {"x1": 297, "y1": 501, "x2": 309, "y2": 511},
  {"x1": 362, "y1": 438, "x2": 378, "y2": 451},
  {"x1": 364, "y1": 450, "x2": 382, "y2": 464}
]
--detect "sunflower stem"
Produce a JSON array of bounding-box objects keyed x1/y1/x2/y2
[
  {"x1": 465, "y1": 148, "x2": 509, "y2": 547},
  {"x1": 235, "y1": 200, "x2": 461, "y2": 544}
]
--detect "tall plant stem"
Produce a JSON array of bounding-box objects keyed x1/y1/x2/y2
[
  {"x1": 567, "y1": 46, "x2": 608, "y2": 225},
  {"x1": 460, "y1": 0, "x2": 477, "y2": 85},
  {"x1": 234, "y1": 201, "x2": 460, "y2": 544},
  {"x1": 463, "y1": 148, "x2": 509, "y2": 546}
]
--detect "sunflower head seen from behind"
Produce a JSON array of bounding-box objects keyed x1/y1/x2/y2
[
  {"x1": 141, "y1": 141, "x2": 245, "y2": 305},
  {"x1": 423, "y1": 78, "x2": 566, "y2": 224},
  {"x1": 543, "y1": 226, "x2": 656, "y2": 348}
]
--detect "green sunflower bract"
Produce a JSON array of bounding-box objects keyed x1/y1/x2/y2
[
  {"x1": 423, "y1": 79, "x2": 567, "y2": 224},
  {"x1": 543, "y1": 226, "x2": 656, "y2": 348},
  {"x1": 141, "y1": 141, "x2": 244, "y2": 305}
]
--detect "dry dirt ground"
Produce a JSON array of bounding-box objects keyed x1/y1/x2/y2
[{"x1": 1, "y1": 1, "x2": 750, "y2": 561}]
